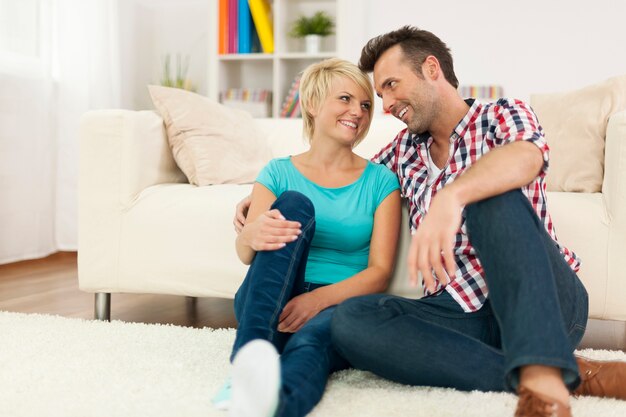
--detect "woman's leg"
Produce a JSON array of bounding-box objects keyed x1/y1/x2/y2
[
  {"x1": 274, "y1": 306, "x2": 348, "y2": 417},
  {"x1": 231, "y1": 191, "x2": 316, "y2": 361}
]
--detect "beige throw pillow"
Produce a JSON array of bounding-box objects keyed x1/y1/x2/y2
[
  {"x1": 148, "y1": 85, "x2": 272, "y2": 186},
  {"x1": 530, "y1": 74, "x2": 626, "y2": 192}
]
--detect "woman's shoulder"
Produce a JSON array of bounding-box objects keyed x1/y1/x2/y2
[
  {"x1": 263, "y1": 156, "x2": 291, "y2": 170},
  {"x1": 366, "y1": 159, "x2": 397, "y2": 178}
]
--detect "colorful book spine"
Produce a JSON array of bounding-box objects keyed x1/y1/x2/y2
[
  {"x1": 218, "y1": 0, "x2": 228, "y2": 54},
  {"x1": 248, "y1": 0, "x2": 274, "y2": 53},
  {"x1": 238, "y1": 0, "x2": 252, "y2": 53},
  {"x1": 251, "y1": 23, "x2": 261, "y2": 53},
  {"x1": 228, "y1": 0, "x2": 238, "y2": 53},
  {"x1": 280, "y1": 75, "x2": 302, "y2": 118}
]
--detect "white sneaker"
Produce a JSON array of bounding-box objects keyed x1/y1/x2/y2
[
  {"x1": 212, "y1": 377, "x2": 232, "y2": 410},
  {"x1": 229, "y1": 340, "x2": 281, "y2": 417}
]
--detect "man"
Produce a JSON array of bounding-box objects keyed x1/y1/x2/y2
[{"x1": 235, "y1": 26, "x2": 626, "y2": 417}]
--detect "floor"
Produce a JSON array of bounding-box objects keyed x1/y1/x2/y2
[{"x1": 0, "y1": 252, "x2": 237, "y2": 329}]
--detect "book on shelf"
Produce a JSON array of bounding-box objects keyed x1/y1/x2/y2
[
  {"x1": 458, "y1": 85, "x2": 504, "y2": 101},
  {"x1": 219, "y1": 0, "x2": 266, "y2": 54},
  {"x1": 248, "y1": 0, "x2": 274, "y2": 53},
  {"x1": 280, "y1": 74, "x2": 302, "y2": 118},
  {"x1": 238, "y1": 0, "x2": 252, "y2": 53},
  {"x1": 228, "y1": 0, "x2": 238, "y2": 53},
  {"x1": 218, "y1": 0, "x2": 228, "y2": 54},
  {"x1": 220, "y1": 88, "x2": 273, "y2": 118}
]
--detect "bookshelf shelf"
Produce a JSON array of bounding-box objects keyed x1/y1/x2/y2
[
  {"x1": 218, "y1": 53, "x2": 274, "y2": 61},
  {"x1": 277, "y1": 52, "x2": 336, "y2": 60},
  {"x1": 208, "y1": 0, "x2": 342, "y2": 118}
]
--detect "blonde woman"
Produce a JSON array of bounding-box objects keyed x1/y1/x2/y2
[{"x1": 216, "y1": 58, "x2": 401, "y2": 417}]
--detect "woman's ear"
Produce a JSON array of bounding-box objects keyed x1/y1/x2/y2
[{"x1": 308, "y1": 102, "x2": 319, "y2": 117}]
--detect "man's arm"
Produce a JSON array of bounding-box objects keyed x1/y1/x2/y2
[
  {"x1": 408, "y1": 140, "x2": 544, "y2": 291},
  {"x1": 233, "y1": 195, "x2": 252, "y2": 233}
]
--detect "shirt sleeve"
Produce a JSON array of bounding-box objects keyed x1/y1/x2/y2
[
  {"x1": 493, "y1": 99, "x2": 550, "y2": 177},
  {"x1": 370, "y1": 132, "x2": 402, "y2": 172},
  {"x1": 374, "y1": 164, "x2": 400, "y2": 208},
  {"x1": 255, "y1": 159, "x2": 281, "y2": 196}
]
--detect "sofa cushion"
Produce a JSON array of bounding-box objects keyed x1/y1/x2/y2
[
  {"x1": 148, "y1": 85, "x2": 272, "y2": 186},
  {"x1": 530, "y1": 74, "x2": 626, "y2": 192}
]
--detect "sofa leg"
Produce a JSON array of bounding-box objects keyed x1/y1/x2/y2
[
  {"x1": 186, "y1": 296, "x2": 198, "y2": 321},
  {"x1": 95, "y1": 292, "x2": 111, "y2": 321}
]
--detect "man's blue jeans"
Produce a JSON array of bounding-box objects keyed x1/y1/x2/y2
[
  {"x1": 331, "y1": 190, "x2": 588, "y2": 392},
  {"x1": 232, "y1": 191, "x2": 349, "y2": 417}
]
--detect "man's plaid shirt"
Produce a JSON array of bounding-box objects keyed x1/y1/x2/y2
[{"x1": 371, "y1": 98, "x2": 581, "y2": 312}]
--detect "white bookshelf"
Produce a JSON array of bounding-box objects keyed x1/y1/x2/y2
[{"x1": 208, "y1": 0, "x2": 344, "y2": 117}]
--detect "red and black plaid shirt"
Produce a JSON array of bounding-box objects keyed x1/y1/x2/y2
[{"x1": 372, "y1": 98, "x2": 580, "y2": 312}]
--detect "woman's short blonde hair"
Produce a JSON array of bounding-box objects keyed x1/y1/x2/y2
[{"x1": 299, "y1": 58, "x2": 374, "y2": 146}]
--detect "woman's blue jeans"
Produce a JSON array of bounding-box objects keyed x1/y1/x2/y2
[
  {"x1": 232, "y1": 191, "x2": 349, "y2": 417},
  {"x1": 331, "y1": 189, "x2": 589, "y2": 392}
]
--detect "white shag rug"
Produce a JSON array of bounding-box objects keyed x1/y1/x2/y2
[{"x1": 2, "y1": 311, "x2": 626, "y2": 417}]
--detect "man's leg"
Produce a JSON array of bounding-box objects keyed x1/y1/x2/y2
[
  {"x1": 275, "y1": 307, "x2": 349, "y2": 417},
  {"x1": 465, "y1": 189, "x2": 588, "y2": 391},
  {"x1": 332, "y1": 291, "x2": 508, "y2": 392},
  {"x1": 331, "y1": 189, "x2": 588, "y2": 394},
  {"x1": 231, "y1": 191, "x2": 316, "y2": 361}
]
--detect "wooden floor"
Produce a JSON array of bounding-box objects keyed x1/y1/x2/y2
[{"x1": 0, "y1": 252, "x2": 237, "y2": 329}]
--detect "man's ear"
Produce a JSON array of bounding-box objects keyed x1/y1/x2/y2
[{"x1": 422, "y1": 56, "x2": 440, "y2": 81}]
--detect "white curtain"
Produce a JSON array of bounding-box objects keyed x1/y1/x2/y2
[{"x1": 0, "y1": 0, "x2": 121, "y2": 264}]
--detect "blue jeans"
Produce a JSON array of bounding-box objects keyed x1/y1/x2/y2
[
  {"x1": 331, "y1": 190, "x2": 588, "y2": 392},
  {"x1": 232, "y1": 191, "x2": 349, "y2": 417}
]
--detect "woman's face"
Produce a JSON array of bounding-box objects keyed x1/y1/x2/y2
[{"x1": 312, "y1": 76, "x2": 372, "y2": 146}]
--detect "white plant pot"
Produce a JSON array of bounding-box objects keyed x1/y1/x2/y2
[{"x1": 305, "y1": 34, "x2": 322, "y2": 54}]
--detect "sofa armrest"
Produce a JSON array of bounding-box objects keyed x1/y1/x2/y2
[
  {"x1": 79, "y1": 110, "x2": 186, "y2": 207},
  {"x1": 602, "y1": 110, "x2": 626, "y2": 319},
  {"x1": 78, "y1": 110, "x2": 186, "y2": 292}
]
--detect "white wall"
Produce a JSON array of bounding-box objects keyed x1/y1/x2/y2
[
  {"x1": 341, "y1": 0, "x2": 626, "y2": 101},
  {"x1": 119, "y1": 0, "x2": 209, "y2": 110},
  {"x1": 120, "y1": 0, "x2": 626, "y2": 108}
]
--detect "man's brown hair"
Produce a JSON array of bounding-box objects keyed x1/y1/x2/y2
[{"x1": 358, "y1": 25, "x2": 459, "y2": 89}]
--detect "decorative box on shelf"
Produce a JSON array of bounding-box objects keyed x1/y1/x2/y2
[{"x1": 220, "y1": 88, "x2": 273, "y2": 118}]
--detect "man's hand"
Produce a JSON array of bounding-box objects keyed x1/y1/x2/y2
[
  {"x1": 243, "y1": 209, "x2": 302, "y2": 252},
  {"x1": 407, "y1": 188, "x2": 461, "y2": 292},
  {"x1": 233, "y1": 195, "x2": 252, "y2": 233},
  {"x1": 278, "y1": 292, "x2": 323, "y2": 333}
]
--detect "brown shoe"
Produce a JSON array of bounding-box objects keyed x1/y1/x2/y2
[
  {"x1": 574, "y1": 356, "x2": 626, "y2": 400},
  {"x1": 515, "y1": 386, "x2": 572, "y2": 417}
]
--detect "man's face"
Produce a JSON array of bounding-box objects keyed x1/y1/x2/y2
[{"x1": 373, "y1": 45, "x2": 439, "y2": 135}]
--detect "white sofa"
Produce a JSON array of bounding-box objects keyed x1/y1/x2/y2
[{"x1": 78, "y1": 109, "x2": 626, "y2": 336}]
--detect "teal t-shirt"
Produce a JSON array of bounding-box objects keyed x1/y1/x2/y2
[{"x1": 256, "y1": 157, "x2": 400, "y2": 285}]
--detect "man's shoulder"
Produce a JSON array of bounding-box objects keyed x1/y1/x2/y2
[{"x1": 482, "y1": 98, "x2": 533, "y2": 114}]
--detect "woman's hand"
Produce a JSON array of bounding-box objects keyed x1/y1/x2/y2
[
  {"x1": 278, "y1": 292, "x2": 324, "y2": 333},
  {"x1": 242, "y1": 209, "x2": 301, "y2": 252}
]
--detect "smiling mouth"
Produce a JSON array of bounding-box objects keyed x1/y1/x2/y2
[
  {"x1": 339, "y1": 120, "x2": 357, "y2": 129},
  {"x1": 397, "y1": 106, "x2": 408, "y2": 119}
]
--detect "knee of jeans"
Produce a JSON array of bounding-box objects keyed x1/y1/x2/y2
[
  {"x1": 272, "y1": 191, "x2": 315, "y2": 223},
  {"x1": 465, "y1": 189, "x2": 529, "y2": 231}
]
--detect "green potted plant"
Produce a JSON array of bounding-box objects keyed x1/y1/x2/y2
[{"x1": 288, "y1": 11, "x2": 334, "y2": 53}]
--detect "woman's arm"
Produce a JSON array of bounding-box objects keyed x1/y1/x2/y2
[
  {"x1": 235, "y1": 183, "x2": 301, "y2": 264},
  {"x1": 278, "y1": 189, "x2": 402, "y2": 332}
]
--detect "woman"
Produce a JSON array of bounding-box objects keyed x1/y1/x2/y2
[{"x1": 219, "y1": 58, "x2": 401, "y2": 417}]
